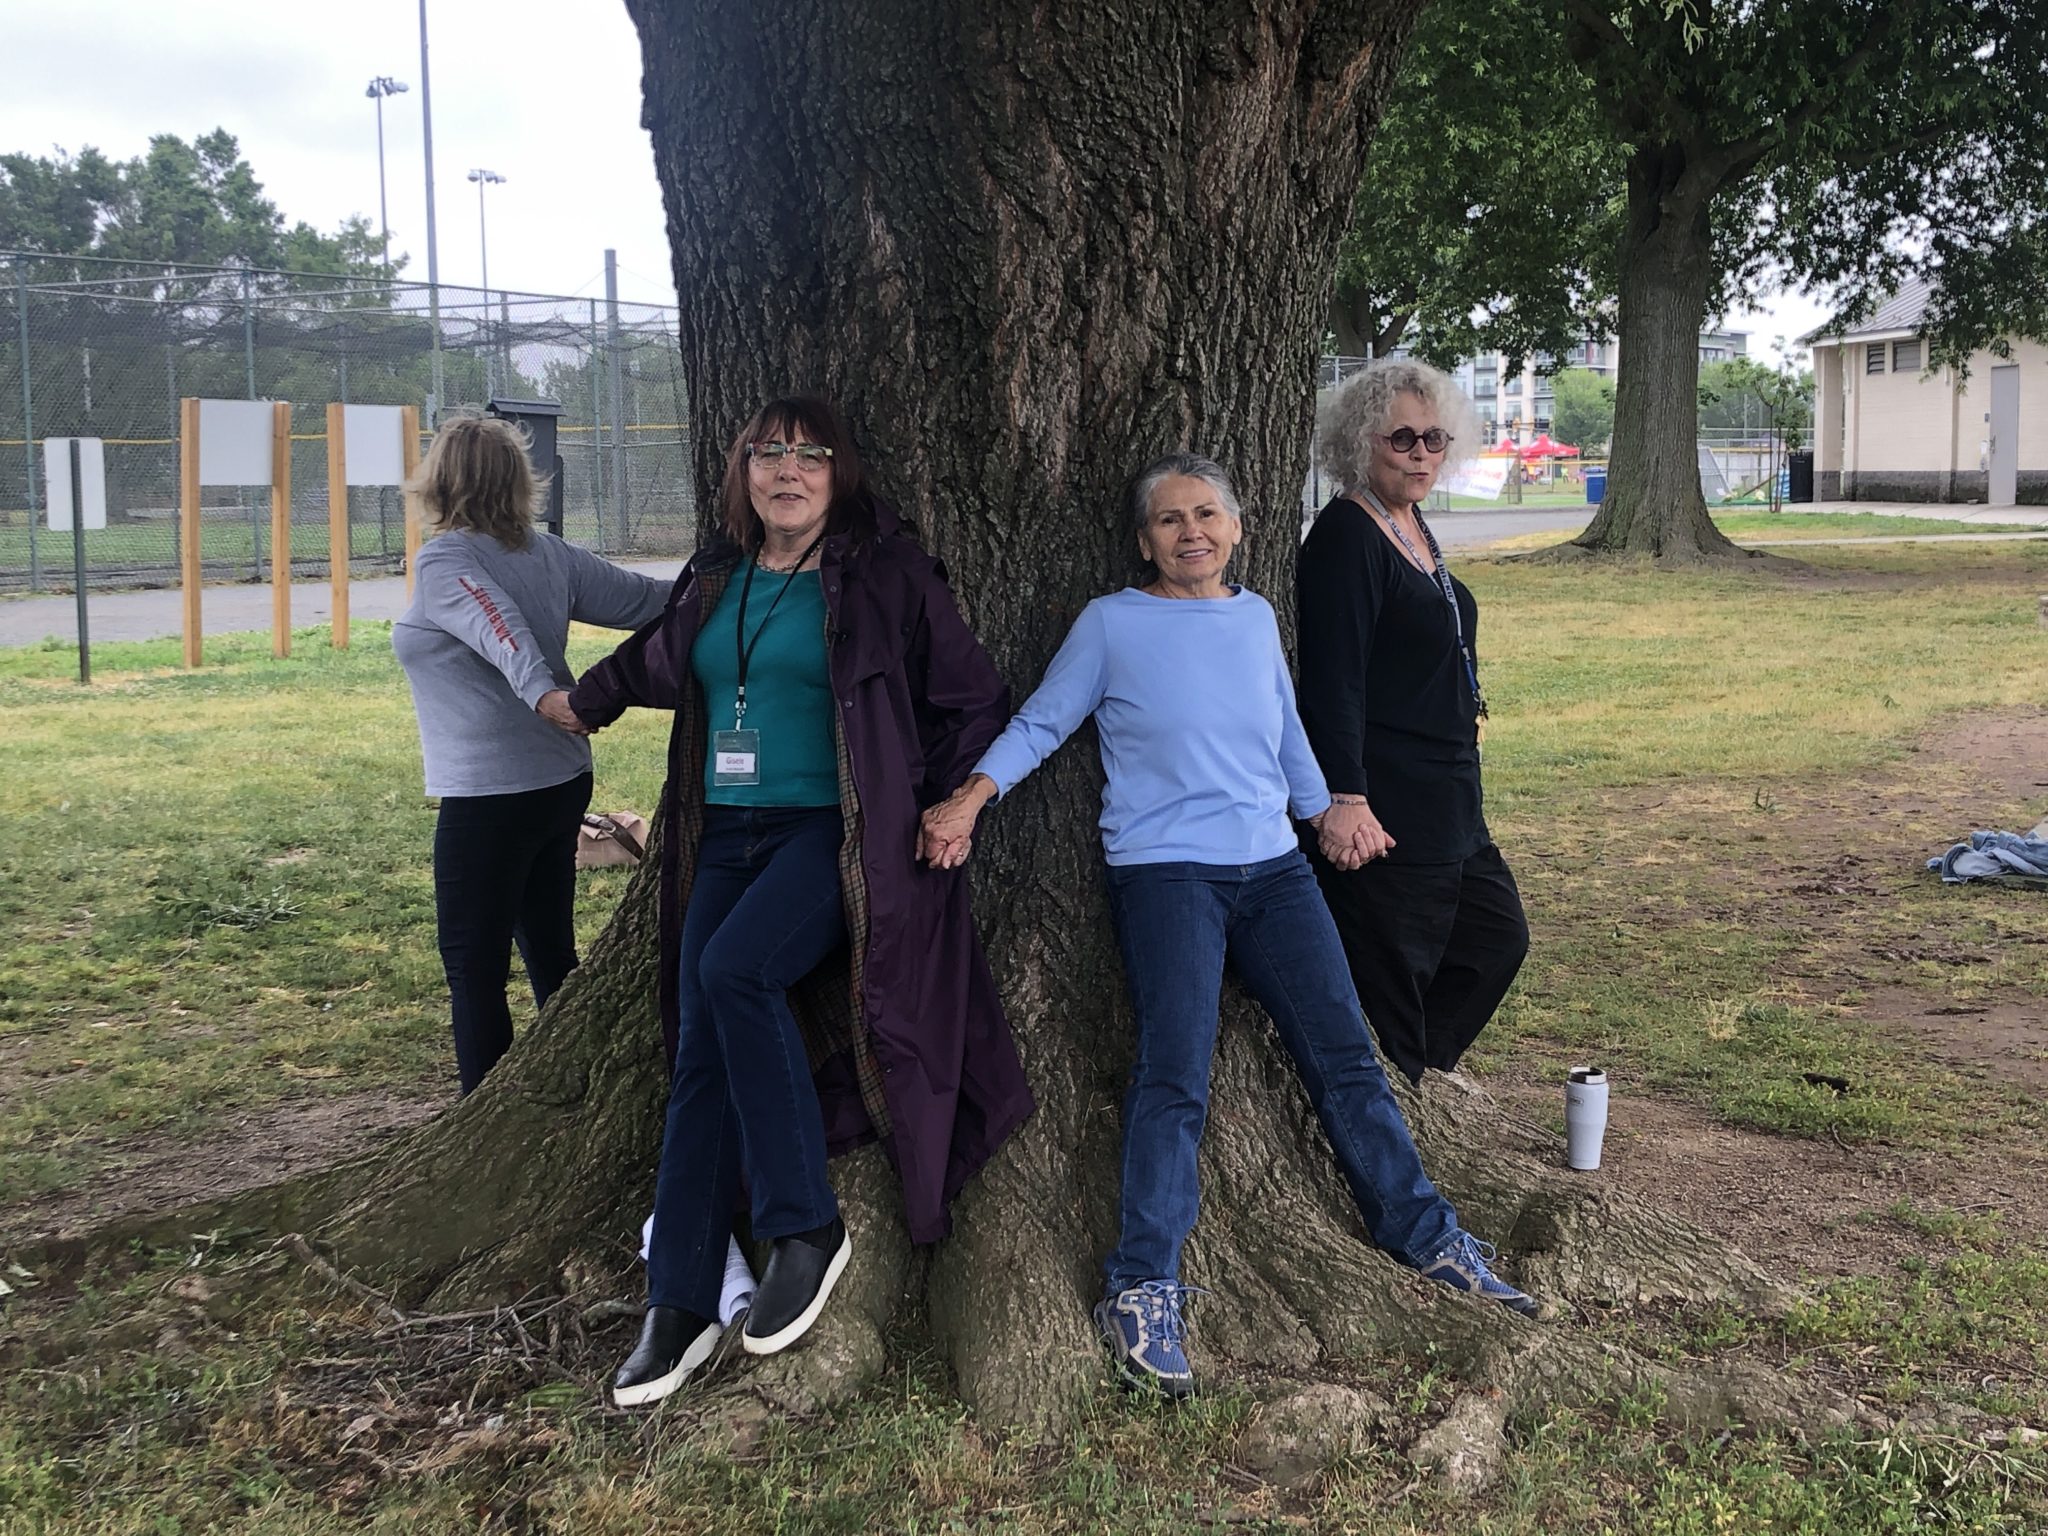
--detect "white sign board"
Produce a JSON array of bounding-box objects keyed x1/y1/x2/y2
[
  {"x1": 341, "y1": 404, "x2": 408, "y2": 487},
  {"x1": 1440, "y1": 457, "x2": 1510, "y2": 501},
  {"x1": 197, "y1": 398, "x2": 277, "y2": 485},
  {"x1": 43, "y1": 437, "x2": 108, "y2": 530}
]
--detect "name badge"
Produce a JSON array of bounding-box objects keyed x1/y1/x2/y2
[{"x1": 712, "y1": 728, "x2": 761, "y2": 786}]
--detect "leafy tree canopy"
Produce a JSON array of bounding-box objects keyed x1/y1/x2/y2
[
  {"x1": 1, "y1": 129, "x2": 396, "y2": 293},
  {"x1": 1548, "y1": 365, "x2": 1617, "y2": 452},
  {"x1": 1562, "y1": 0, "x2": 2048, "y2": 369},
  {"x1": 1696, "y1": 356, "x2": 1813, "y2": 443},
  {"x1": 1330, "y1": 0, "x2": 1623, "y2": 370}
]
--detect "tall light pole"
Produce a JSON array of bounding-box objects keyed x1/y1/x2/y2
[
  {"x1": 468, "y1": 169, "x2": 505, "y2": 398},
  {"x1": 418, "y1": 0, "x2": 443, "y2": 421},
  {"x1": 363, "y1": 76, "x2": 408, "y2": 274}
]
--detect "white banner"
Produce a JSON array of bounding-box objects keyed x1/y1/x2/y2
[
  {"x1": 1441, "y1": 457, "x2": 1510, "y2": 500},
  {"x1": 342, "y1": 404, "x2": 408, "y2": 486},
  {"x1": 44, "y1": 437, "x2": 109, "y2": 530},
  {"x1": 197, "y1": 398, "x2": 278, "y2": 485}
]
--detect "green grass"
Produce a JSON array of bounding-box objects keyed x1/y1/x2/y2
[
  {"x1": 1482, "y1": 509, "x2": 2044, "y2": 552},
  {"x1": 0, "y1": 514, "x2": 414, "y2": 576},
  {"x1": 5, "y1": 542, "x2": 2048, "y2": 1530},
  {"x1": 2, "y1": 1257, "x2": 2040, "y2": 1532},
  {"x1": 0, "y1": 622, "x2": 672, "y2": 1202}
]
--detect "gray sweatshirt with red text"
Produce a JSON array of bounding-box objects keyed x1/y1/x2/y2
[{"x1": 392, "y1": 528, "x2": 669, "y2": 797}]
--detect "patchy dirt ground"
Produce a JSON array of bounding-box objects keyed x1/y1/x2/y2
[
  {"x1": 3, "y1": 1091, "x2": 441, "y2": 1247},
  {"x1": 1493, "y1": 709, "x2": 2048, "y2": 1283},
  {"x1": 4, "y1": 715, "x2": 2044, "y2": 1291}
]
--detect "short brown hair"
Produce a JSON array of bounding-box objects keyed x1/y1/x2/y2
[
  {"x1": 411, "y1": 415, "x2": 542, "y2": 550},
  {"x1": 718, "y1": 396, "x2": 878, "y2": 554}
]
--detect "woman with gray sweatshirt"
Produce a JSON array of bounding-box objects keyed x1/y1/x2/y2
[{"x1": 393, "y1": 416, "x2": 669, "y2": 1093}]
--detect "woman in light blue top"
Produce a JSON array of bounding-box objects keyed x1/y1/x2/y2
[{"x1": 919, "y1": 452, "x2": 1537, "y2": 1399}]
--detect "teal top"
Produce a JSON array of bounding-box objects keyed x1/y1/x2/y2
[{"x1": 691, "y1": 566, "x2": 839, "y2": 807}]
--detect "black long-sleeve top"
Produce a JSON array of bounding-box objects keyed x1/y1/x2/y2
[{"x1": 1295, "y1": 494, "x2": 1487, "y2": 865}]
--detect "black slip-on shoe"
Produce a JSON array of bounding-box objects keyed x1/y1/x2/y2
[
  {"x1": 612, "y1": 1305, "x2": 724, "y2": 1407},
  {"x1": 741, "y1": 1218, "x2": 851, "y2": 1356}
]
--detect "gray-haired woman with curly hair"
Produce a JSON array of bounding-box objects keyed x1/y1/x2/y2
[{"x1": 1296, "y1": 358, "x2": 1529, "y2": 1088}]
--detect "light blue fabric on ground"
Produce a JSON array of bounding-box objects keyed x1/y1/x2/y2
[{"x1": 1928, "y1": 831, "x2": 2048, "y2": 884}]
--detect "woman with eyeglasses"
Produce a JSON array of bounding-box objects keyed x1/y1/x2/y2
[
  {"x1": 1296, "y1": 357, "x2": 1530, "y2": 1088},
  {"x1": 565, "y1": 396, "x2": 1033, "y2": 1406}
]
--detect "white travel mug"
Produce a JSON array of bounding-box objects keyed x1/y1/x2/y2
[{"x1": 1565, "y1": 1066, "x2": 1609, "y2": 1171}]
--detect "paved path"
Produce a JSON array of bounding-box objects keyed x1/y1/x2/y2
[{"x1": 0, "y1": 561, "x2": 687, "y2": 648}]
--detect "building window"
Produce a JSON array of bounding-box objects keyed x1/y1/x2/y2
[
  {"x1": 1866, "y1": 344, "x2": 1886, "y2": 374},
  {"x1": 1893, "y1": 338, "x2": 1922, "y2": 372},
  {"x1": 1505, "y1": 376, "x2": 1522, "y2": 395}
]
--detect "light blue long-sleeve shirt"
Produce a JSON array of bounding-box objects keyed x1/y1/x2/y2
[{"x1": 972, "y1": 586, "x2": 1332, "y2": 866}]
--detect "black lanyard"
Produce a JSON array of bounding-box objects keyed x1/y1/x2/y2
[
  {"x1": 731, "y1": 532, "x2": 825, "y2": 725},
  {"x1": 1356, "y1": 489, "x2": 1487, "y2": 719}
]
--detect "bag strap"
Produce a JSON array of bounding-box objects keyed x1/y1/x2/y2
[{"x1": 581, "y1": 813, "x2": 645, "y2": 862}]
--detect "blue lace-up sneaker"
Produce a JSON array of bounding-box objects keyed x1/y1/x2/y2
[
  {"x1": 1094, "y1": 1279, "x2": 1201, "y2": 1398},
  {"x1": 1417, "y1": 1231, "x2": 1541, "y2": 1317}
]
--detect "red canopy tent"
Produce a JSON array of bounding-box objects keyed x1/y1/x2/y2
[
  {"x1": 1520, "y1": 433, "x2": 1580, "y2": 458},
  {"x1": 1489, "y1": 436, "x2": 1519, "y2": 454}
]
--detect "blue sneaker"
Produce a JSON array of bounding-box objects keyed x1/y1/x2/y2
[
  {"x1": 1417, "y1": 1231, "x2": 1540, "y2": 1317},
  {"x1": 1094, "y1": 1280, "x2": 1201, "y2": 1398}
]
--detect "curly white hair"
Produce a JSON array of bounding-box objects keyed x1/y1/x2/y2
[{"x1": 1313, "y1": 358, "x2": 1483, "y2": 489}]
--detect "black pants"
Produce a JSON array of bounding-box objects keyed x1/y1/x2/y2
[
  {"x1": 432, "y1": 771, "x2": 593, "y2": 1093},
  {"x1": 1305, "y1": 837, "x2": 1528, "y2": 1087}
]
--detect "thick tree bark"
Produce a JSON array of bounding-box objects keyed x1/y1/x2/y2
[
  {"x1": 87, "y1": 0, "x2": 1863, "y2": 1478},
  {"x1": 1566, "y1": 144, "x2": 1751, "y2": 564}
]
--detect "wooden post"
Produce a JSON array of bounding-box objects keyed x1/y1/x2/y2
[
  {"x1": 180, "y1": 397, "x2": 201, "y2": 669},
  {"x1": 271, "y1": 401, "x2": 293, "y2": 658},
  {"x1": 326, "y1": 403, "x2": 349, "y2": 649},
  {"x1": 401, "y1": 405, "x2": 423, "y2": 598}
]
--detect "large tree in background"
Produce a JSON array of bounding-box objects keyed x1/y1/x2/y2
[
  {"x1": 152, "y1": 2, "x2": 1848, "y2": 1470},
  {"x1": 1329, "y1": 0, "x2": 1620, "y2": 368},
  {"x1": 1555, "y1": 0, "x2": 2048, "y2": 562}
]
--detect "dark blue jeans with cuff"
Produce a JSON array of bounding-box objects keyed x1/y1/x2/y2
[
  {"x1": 1101, "y1": 848, "x2": 1460, "y2": 1295},
  {"x1": 645, "y1": 805, "x2": 845, "y2": 1320}
]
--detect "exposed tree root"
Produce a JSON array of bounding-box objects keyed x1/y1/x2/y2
[
  {"x1": 42, "y1": 919, "x2": 1882, "y2": 1495},
  {"x1": 1517, "y1": 538, "x2": 1787, "y2": 571}
]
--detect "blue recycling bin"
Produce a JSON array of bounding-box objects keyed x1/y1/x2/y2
[{"x1": 1585, "y1": 468, "x2": 1607, "y2": 504}]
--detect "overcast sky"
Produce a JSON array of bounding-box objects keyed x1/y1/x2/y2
[{"x1": 3, "y1": 0, "x2": 1831, "y2": 354}]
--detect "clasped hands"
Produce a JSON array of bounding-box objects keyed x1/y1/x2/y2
[
  {"x1": 917, "y1": 774, "x2": 997, "y2": 869},
  {"x1": 1313, "y1": 797, "x2": 1394, "y2": 871},
  {"x1": 537, "y1": 689, "x2": 594, "y2": 737}
]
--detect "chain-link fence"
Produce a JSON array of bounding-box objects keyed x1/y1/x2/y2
[{"x1": 1, "y1": 253, "x2": 695, "y2": 592}]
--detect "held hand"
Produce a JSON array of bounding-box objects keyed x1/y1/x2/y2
[
  {"x1": 918, "y1": 775, "x2": 994, "y2": 869},
  {"x1": 537, "y1": 689, "x2": 593, "y2": 737},
  {"x1": 1319, "y1": 799, "x2": 1394, "y2": 870}
]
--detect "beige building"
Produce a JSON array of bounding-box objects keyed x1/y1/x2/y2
[{"x1": 1810, "y1": 279, "x2": 2044, "y2": 505}]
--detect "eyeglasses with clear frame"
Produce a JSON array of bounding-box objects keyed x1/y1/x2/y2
[
  {"x1": 746, "y1": 441, "x2": 835, "y2": 469},
  {"x1": 1378, "y1": 427, "x2": 1452, "y2": 454}
]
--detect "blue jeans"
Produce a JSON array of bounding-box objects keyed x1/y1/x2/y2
[
  {"x1": 1102, "y1": 848, "x2": 1460, "y2": 1293},
  {"x1": 646, "y1": 805, "x2": 845, "y2": 1317}
]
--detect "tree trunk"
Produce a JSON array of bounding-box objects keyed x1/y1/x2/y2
[
  {"x1": 100, "y1": 0, "x2": 1858, "y2": 1474},
  {"x1": 1568, "y1": 145, "x2": 1750, "y2": 564}
]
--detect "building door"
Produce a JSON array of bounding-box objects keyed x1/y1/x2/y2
[{"x1": 1988, "y1": 365, "x2": 2020, "y2": 507}]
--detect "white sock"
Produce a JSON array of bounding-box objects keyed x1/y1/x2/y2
[
  {"x1": 638, "y1": 1214, "x2": 756, "y2": 1328},
  {"x1": 719, "y1": 1235, "x2": 757, "y2": 1326}
]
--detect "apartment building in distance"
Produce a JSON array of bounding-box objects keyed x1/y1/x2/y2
[{"x1": 1458, "y1": 327, "x2": 1748, "y2": 441}]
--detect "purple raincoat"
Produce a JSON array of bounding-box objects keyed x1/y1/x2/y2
[{"x1": 568, "y1": 507, "x2": 1034, "y2": 1243}]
